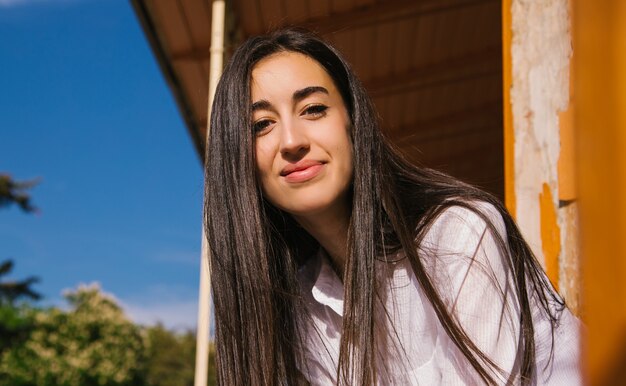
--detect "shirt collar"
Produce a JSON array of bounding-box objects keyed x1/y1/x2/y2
[{"x1": 307, "y1": 248, "x2": 345, "y2": 316}]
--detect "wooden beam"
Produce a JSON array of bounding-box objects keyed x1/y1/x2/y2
[
  {"x1": 502, "y1": 0, "x2": 515, "y2": 218},
  {"x1": 304, "y1": 0, "x2": 497, "y2": 35},
  {"x1": 196, "y1": 1, "x2": 225, "y2": 385},
  {"x1": 170, "y1": 48, "x2": 211, "y2": 62},
  {"x1": 387, "y1": 101, "x2": 502, "y2": 141},
  {"x1": 169, "y1": 0, "x2": 498, "y2": 64},
  {"x1": 170, "y1": 2, "x2": 245, "y2": 64},
  {"x1": 363, "y1": 46, "x2": 502, "y2": 97}
]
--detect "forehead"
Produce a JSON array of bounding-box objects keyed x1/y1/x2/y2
[{"x1": 250, "y1": 51, "x2": 336, "y2": 99}]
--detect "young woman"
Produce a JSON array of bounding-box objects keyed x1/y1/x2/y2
[{"x1": 204, "y1": 28, "x2": 580, "y2": 385}]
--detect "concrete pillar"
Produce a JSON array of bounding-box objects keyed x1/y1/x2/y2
[{"x1": 504, "y1": 0, "x2": 580, "y2": 313}]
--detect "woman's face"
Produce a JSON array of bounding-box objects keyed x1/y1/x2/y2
[{"x1": 251, "y1": 51, "x2": 353, "y2": 218}]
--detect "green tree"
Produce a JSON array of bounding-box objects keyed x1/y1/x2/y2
[
  {"x1": 143, "y1": 324, "x2": 216, "y2": 386},
  {"x1": 0, "y1": 173, "x2": 41, "y2": 358},
  {"x1": 0, "y1": 301, "x2": 36, "y2": 357},
  {"x1": 0, "y1": 260, "x2": 41, "y2": 306},
  {"x1": 0, "y1": 173, "x2": 41, "y2": 305},
  {"x1": 0, "y1": 173, "x2": 215, "y2": 384},
  {"x1": 0, "y1": 283, "x2": 147, "y2": 386},
  {"x1": 144, "y1": 324, "x2": 195, "y2": 386},
  {"x1": 0, "y1": 173, "x2": 39, "y2": 213},
  {"x1": 0, "y1": 260, "x2": 41, "y2": 353}
]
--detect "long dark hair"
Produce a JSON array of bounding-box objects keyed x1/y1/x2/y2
[{"x1": 204, "y1": 27, "x2": 563, "y2": 385}]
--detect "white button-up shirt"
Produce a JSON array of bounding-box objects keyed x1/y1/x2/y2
[{"x1": 297, "y1": 203, "x2": 581, "y2": 385}]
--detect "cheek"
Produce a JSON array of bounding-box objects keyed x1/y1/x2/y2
[
  {"x1": 333, "y1": 127, "x2": 354, "y2": 169},
  {"x1": 340, "y1": 144, "x2": 354, "y2": 181},
  {"x1": 341, "y1": 133, "x2": 355, "y2": 182},
  {"x1": 255, "y1": 140, "x2": 275, "y2": 186}
]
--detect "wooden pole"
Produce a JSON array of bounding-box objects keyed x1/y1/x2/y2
[
  {"x1": 195, "y1": 1, "x2": 225, "y2": 385},
  {"x1": 501, "y1": 0, "x2": 515, "y2": 218}
]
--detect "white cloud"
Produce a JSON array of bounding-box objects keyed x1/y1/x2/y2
[
  {"x1": 53, "y1": 282, "x2": 210, "y2": 333},
  {"x1": 120, "y1": 299, "x2": 201, "y2": 331},
  {"x1": 116, "y1": 284, "x2": 212, "y2": 333}
]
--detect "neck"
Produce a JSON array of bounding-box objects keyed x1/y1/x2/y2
[{"x1": 292, "y1": 200, "x2": 350, "y2": 278}]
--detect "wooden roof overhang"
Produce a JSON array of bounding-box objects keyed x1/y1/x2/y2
[{"x1": 131, "y1": 0, "x2": 504, "y2": 197}]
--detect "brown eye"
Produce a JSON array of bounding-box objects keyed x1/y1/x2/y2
[
  {"x1": 303, "y1": 104, "x2": 328, "y2": 118},
  {"x1": 253, "y1": 119, "x2": 273, "y2": 133}
]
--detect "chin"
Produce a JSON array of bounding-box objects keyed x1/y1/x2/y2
[
  {"x1": 276, "y1": 189, "x2": 350, "y2": 218},
  {"x1": 280, "y1": 200, "x2": 335, "y2": 217}
]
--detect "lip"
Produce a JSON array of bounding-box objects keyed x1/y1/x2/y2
[{"x1": 280, "y1": 160, "x2": 325, "y2": 183}]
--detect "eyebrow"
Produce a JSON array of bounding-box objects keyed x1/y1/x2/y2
[
  {"x1": 251, "y1": 99, "x2": 272, "y2": 113},
  {"x1": 251, "y1": 86, "x2": 329, "y2": 112},
  {"x1": 292, "y1": 86, "x2": 328, "y2": 103}
]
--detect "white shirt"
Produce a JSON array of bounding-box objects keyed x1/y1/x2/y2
[{"x1": 297, "y1": 202, "x2": 581, "y2": 385}]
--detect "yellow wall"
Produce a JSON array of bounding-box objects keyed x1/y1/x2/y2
[{"x1": 574, "y1": 1, "x2": 626, "y2": 384}]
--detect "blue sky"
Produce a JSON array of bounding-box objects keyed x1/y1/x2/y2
[{"x1": 0, "y1": 0, "x2": 204, "y2": 330}]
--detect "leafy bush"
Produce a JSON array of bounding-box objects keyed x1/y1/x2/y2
[{"x1": 0, "y1": 284, "x2": 147, "y2": 386}]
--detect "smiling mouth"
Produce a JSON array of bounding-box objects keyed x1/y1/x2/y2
[{"x1": 281, "y1": 162, "x2": 325, "y2": 183}]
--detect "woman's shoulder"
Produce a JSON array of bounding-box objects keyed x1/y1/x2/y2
[
  {"x1": 418, "y1": 200, "x2": 507, "y2": 258},
  {"x1": 413, "y1": 200, "x2": 517, "y2": 303}
]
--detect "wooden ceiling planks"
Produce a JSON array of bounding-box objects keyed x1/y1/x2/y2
[
  {"x1": 331, "y1": 0, "x2": 355, "y2": 15},
  {"x1": 231, "y1": 0, "x2": 262, "y2": 36},
  {"x1": 353, "y1": 0, "x2": 376, "y2": 10},
  {"x1": 282, "y1": 0, "x2": 309, "y2": 24},
  {"x1": 329, "y1": 29, "x2": 356, "y2": 68},
  {"x1": 307, "y1": 0, "x2": 332, "y2": 20},
  {"x1": 371, "y1": 22, "x2": 395, "y2": 80},
  {"x1": 132, "y1": 0, "x2": 504, "y2": 197},
  {"x1": 257, "y1": 0, "x2": 284, "y2": 31},
  {"x1": 178, "y1": 0, "x2": 212, "y2": 50},
  {"x1": 351, "y1": 26, "x2": 374, "y2": 80},
  {"x1": 391, "y1": 18, "x2": 414, "y2": 75},
  {"x1": 390, "y1": 101, "x2": 502, "y2": 141}
]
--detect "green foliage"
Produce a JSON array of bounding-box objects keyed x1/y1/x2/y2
[
  {"x1": 0, "y1": 174, "x2": 42, "y2": 306},
  {"x1": 208, "y1": 343, "x2": 217, "y2": 386},
  {"x1": 0, "y1": 173, "x2": 39, "y2": 213},
  {"x1": 0, "y1": 259, "x2": 41, "y2": 359},
  {"x1": 0, "y1": 260, "x2": 41, "y2": 306},
  {"x1": 144, "y1": 324, "x2": 195, "y2": 386},
  {"x1": 143, "y1": 324, "x2": 216, "y2": 386},
  {"x1": 0, "y1": 303, "x2": 36, "y2": 355},
  {"x1": 0, "y1": 283, "x2": 218, "y2": 386},
  {"x1": 0, "y1": 176, "x2": 216, "y2": 384},
  {"x1": 0, "y1": 283, "x2": 147, "y2": 386},
  {"x1": 0, "y1": 173, "x2": 42, "y2": 360}
]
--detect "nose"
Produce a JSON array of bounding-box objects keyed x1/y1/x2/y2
[{"x1": 279, "y1": 118, "x2": 310, "y2": 160}]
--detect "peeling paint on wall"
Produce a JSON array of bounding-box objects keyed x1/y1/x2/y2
[
  {"x1": 510, "y1": 0, "x2": 579, "y2": 310},
  {"x1": 540, "y1": 182, "x2": 561, "y2": 291},
  {"x1": 510, "y1": 0, "x2": 571, "y2": 260}
]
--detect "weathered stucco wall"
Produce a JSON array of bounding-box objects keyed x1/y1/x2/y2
[{"x1": 509, "y1": 0, "x2": 579, "y2": 312}]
